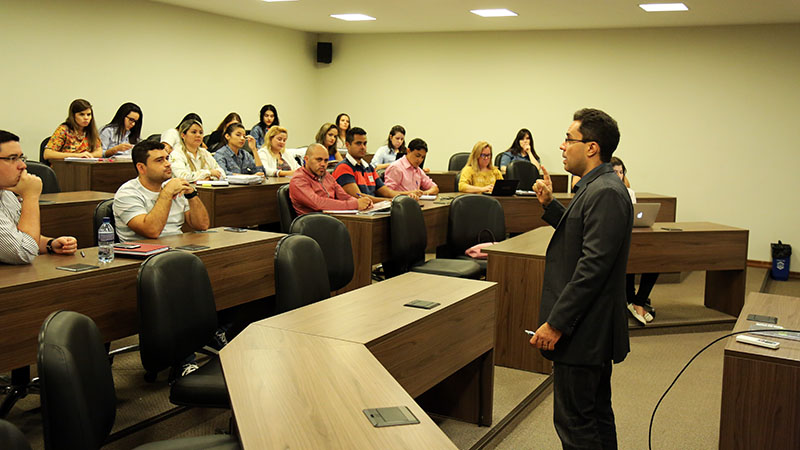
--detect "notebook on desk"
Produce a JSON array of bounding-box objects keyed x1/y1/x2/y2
[{"x1": 633, "y1": 203, "x2": 661, "y2": 228}]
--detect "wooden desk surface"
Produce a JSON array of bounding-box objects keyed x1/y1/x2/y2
[
  {"x1": 724, "y1": 292, "x2": 800, "y2": 365},
  {"x1": 0, "y1": 228, "x2": 283, "y2": 372},
  {"x1": 50, "y1": 159, "x2": 133, "y2": 193},
  {"x1": 427, "y1": 171, "x2": 570, "y2": 193},
  {"x1": 196, "y1": 177, "x2": 291, "y2": 228},
  {"x1": 220, "y1": 326, "x2": 457, "y2": 450},
  {"x1": 40, "y1": 191, "x2": 114, "y2": 248}
]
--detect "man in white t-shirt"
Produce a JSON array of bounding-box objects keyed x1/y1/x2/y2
[{"x1": 114, "y1": 140, "x2": 209, "y2": 242}]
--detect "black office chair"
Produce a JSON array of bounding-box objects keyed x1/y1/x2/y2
[
  {"x1": 454, "y1": 170, "x2": 461, "y2": 192},
  {"x1": 506, "y1": 160, "x2": 540, "y2": 191},
  {"x1": 447, "y1": 194, "x2": 506, "y2": 272},
  {"x1": 37, "y1": 310, "x2": 239, "y2": 450},
  {"x1": 0, "y1": 419, "x2": 31, "y2": 450},
  {"x1": 25, "y1": 161, "x2": 60, "y2": 194},
  {"x1": 274, "y1": 234, "x2": 331, "y2": 315},
  {"x1": 447, "y1": 152, "x2": 469, "y2": 171},
  {"x1": 39, "y1": 137, "x2": 51, "y2": 166},
  {"x1": 385, "y1": 195, "x2": 481, "y2": 279},
  {"x1": 494, "y1": 152, "x2": 504, "y2": 168},
  {"x1": 277, "y1": 184, "x2": 297, "y2": 233},
  {"x1": 289, "y1": 213, "x2": 354, "y2": 291},
  {"x1": 137, "y1": 251, "x2": 230, "y2": 409},
  {"x1": 93, "y1": 199, "x2": 117, "y2": 246},
  {"x1": 146, "y1": 133, "x2": 161, "y2": 143}
]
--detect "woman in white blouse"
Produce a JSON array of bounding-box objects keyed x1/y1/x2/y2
[
  {"x1": 169, "y1": 119, "x2": 225, "y2": 182},
  {"x1": 257, "y1": 126, "x2": 298, "y2": 177}
]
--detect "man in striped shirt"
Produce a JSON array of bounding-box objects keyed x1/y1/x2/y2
[{"x1": 0, "y1": 130, "x2": 77, "y2": 264}]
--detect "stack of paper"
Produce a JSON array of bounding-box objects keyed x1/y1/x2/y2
[{"x1": 227, "y1": 174, "x2": 264, "y2": 185}]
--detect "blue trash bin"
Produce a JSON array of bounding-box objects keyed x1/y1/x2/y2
[{"x1": 771, "y1": 241, "x2": 791, "y2": 281}]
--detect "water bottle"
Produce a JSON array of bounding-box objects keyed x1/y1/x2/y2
[{"x1": 98, "y1": 217, "x2": 115, "y2": 263}]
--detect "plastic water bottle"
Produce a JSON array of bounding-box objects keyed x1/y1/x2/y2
[{"x1": 98, "y1": 217, "x2": 115, "y2": 263}]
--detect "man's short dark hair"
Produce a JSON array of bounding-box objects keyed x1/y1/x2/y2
[
  {"x1": 407, "y1": 138, "x2": 428, "y2": 152},
  {"x1": 0, "y1": 130, "x2": 20, "y2": 147},
  {"x1": 573, "y1": 108, "x2": 620, "y2": 163},
  {"x1": 132, "y1": 140, "x2": 165, "y2": 170},
  {"x1": 345, "y1": 127, "x2": 367, "y2": 144}
]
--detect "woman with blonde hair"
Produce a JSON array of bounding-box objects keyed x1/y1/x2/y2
[
  {"x1": 43, "y1": 99, "x2": 103, "y2": 160},
  {"x1": 258, "y1": 126, "x2": 298, "y2": 177},
  {"x1": 314, "y1": 122, "x2": 342, "y2": 162},
  {"x1": 169, "y1": 119, "x2": 225, "y2": 181},
  {"x1": 458, "y1": 141, "x2": 503, "y2": 193}
]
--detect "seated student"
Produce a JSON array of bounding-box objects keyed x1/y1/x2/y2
[
  {"x1": 290, "y1": 144, "x2": 372, "y2": 215},
  {"x1": 0, "y1": 130, "x2": 77, "y2": 264},
  {"x1": 498, "y1": 128, "x2": 541, "y2": 174},
  {"x1": 43, "y1": 99, "x2": 103, "y2": 160},
  {"x1": 114, "y1": 141, "x2": 210, "y2": 241},
  {"x1": 213, "y1": 123, "x2": 264, "y2": 176},
  {"x1": 169, "y1": 119, "x2": 225, "y2": 182},
  {"x1": 99, "y1": 102, "x2": 143, "y2": 158},
  {"x1": 258, "y1": 126, "x2": 298, "y2": 177},
  {"x1": 161, "y1": 113, "x2": 202, "y2": 154},
  {"x1": 335, "y1": 113, "x2": 350, "y2": 151},
  {"x1": 333, "y1": 127, "x2": 416, "y2": 201},
  {"x1": 250, "y1": 104, "x2": 279, "y2": 149},
  {"x1": 315, "y1": 122, "x2": 342, "y2": 162},
  {"x1": 206, "y1": 112, "x2": 242, "y2": 152},
  {"x1": 372, "y1": 125, "x2": 406, "y2": 171},
  {"x1": 613, "y1": 156, "x2": 658, "y2": 325},
  {"x1": 458, "y1": 141, "x2": 504, "y2": 193},
  {"x1": 384, "y1": 138, "x2": 439, "y2": 197}
]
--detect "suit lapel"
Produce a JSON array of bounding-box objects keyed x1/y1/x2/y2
[{"x1": 553, "y1": 164, "x2": 612, "y2": 231}]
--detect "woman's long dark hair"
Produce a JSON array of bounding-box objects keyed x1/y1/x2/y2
[
  {"x1": 254, "y1": 104, "x2": 279, "y2": 134},
  {"x1": 386, "y1": 125, "x2": 407, "y2": 153},
  {"x1": 507, "y1": 128, "x2": 540, "y2": 162},
  {"x1": 103, "y1": 102, "x2": 143, "y2": 144},
  {"x1": 63, "y1": 99, "x2": 100, "y2": 148}
]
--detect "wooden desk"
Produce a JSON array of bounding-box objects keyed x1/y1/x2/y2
[
  {"x1": 50, "y1": 160, "x2": 134, "y2": 193},
  {"x1": 39, "y1": 191, "x2": 113, "y2": 248},
  {"x1": 196, "y1": 177, "x2": 291, "y2": 228},
  {"x1": 331, "y1": 200, "x2": 449, "y2": 292},
  {"x1": 719, "y1": 292, "x2": 800, "y2": 449},
  {"x1": 484, "y1": 222, "x2": 748, "y2": 373},
  {"x1": 221, "y1": 272, "x2": 496, "y2": 448},
  {"x1": 428, "y1": 171, "x2": 570, "y2": 194},
  {"x1": 0, "y1": 229, "x2": 282, "y2": 373}
]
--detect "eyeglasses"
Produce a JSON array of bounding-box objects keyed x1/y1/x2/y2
[
  {"x1": 479, "y1": 153, "x2": 492, "y2": 159},
  {"x1": 125, "y1": 116, "x2": 138, "y2": 123},
  {"x1": 564, "y1": 138, "x2": 593, "y2": 145},
  {"x1": 0, "y1": 154, "x2": 27, "y2": 164}
]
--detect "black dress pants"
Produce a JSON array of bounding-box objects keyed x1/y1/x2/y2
[{"x1": 552, "y1": 361, "x2": 617, "y2": 450}]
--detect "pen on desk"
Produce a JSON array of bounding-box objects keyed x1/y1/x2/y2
[{"x1": 80, "y1": 251, "x2": 86, "y2": 258}]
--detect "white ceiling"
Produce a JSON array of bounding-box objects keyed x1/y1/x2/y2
[{"x1": 150, "y1": 0, "x2": 800, "y2": 34}]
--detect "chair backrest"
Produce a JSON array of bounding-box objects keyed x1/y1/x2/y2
[
  {"x1": 146, "y1": 133, "x2": 161, "y2": 143},
  {"x1": 38, "y1": 310, "x2": 116, "y2": 450},
  {"x1": 494, "y1": 152, "x2": 504, "y2": 168},
  {"x1": 25, "y1": 161, "x2": 60, "y2": 194},
  {"x1": 137, "y1": 251, "x2": 218, "y2": 373},
  {"x1": 277, "y1": 184, "x2": 297, "y2": 233},
  {"x1": 274, "y1": 234, "x2": 331, "y2": 315},
  {"x1": 505, "y1": 160, "x2": 540, "y2": 191},
  {"x1": 388, "y1": 195, "x2": 427, "y2": 274},
  {"x1": 93, "y1": 199, "x2": 117, "y2": 245},
  {"x1": 454, "y1": 171, "x2": 461, "y2": 192},
  {"x1": 289, "y1": 213, "x2": 354, "y2": 291},
  {"x1": 448, "y1": 194, "x2": 506, "y2": 257},
  {"x1": 39, "y1": 137, "x2": 51, "y2": 166},
  {"x1": 447, "y1": 152, "x2": 470, "y2": 171},
  {"x1": 0, "y1": 419, "x2": 32, "y2": 450}
]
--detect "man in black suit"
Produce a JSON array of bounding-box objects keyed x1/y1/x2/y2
[{"x1": 531, "y1": 108, "x2": 632, "y2": 449}]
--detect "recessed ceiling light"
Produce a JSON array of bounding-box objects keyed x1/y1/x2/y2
[
  {"x1": 639, "y1": 3, "x2": 689, "y2": 12},
  {"x1": 470, "y1": 9, "x2": 518, "y2": 18},
  {"x1": 330, "y1": 13, "x2": 376, "y2": 21}
]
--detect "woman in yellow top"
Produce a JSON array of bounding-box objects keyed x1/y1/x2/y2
[
  {"x1": 43, "y1": 99, "x2": 103, "y2": 161},
  {"x1": 168, "y1": 119, "x2": 225, "y2": 182},
  {"x1": 458, "y1": 141, "x2": 503, "y2": 193}
]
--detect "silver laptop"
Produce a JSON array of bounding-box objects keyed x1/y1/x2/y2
[{"x1": 633, "y1": 203, "x2": 661, "y2": 228}]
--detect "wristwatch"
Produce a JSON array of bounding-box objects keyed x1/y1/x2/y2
[
  {"x1": 46, "y1": 238, "x2": 55, "y2": 254},
  {"x1": 184, "y1": 190, "x2": 198, "y2": 200}
]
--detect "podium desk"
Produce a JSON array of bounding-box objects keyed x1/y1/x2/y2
[
  {"x1": 50, "y1": 159, "x2": 133, "y2": 193},
  {"x1": 331, "y1": 200, "x2": 449, "y2": 292},
  {"x1": 39, "y1": 191, "x2": 114, "y2": 248},
  {"x1": 0, "y1": 229, "x2": 282, "y2": 373},
  {"x1": 195, "y1": 177, "x2": 291, "y2": 228},
  {"x1": 719, "y1": 292, "x2": 800, "y2": 450},
  {"x1": 484, "y1": 222, "x2": 748, "y2": 373},
  {"x1": 221, "y1": 272, "x2": 496, "y2": 448}
]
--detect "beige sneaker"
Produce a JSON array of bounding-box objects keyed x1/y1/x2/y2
[{"x1": 627, "y1": 303, "x2": 647, "y2": 326}]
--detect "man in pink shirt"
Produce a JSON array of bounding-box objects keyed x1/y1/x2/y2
[
  {"x1": 290, "y1": 144, "x2": 372, "y2": 215},
  {"x1": 384, "y1": 138, "x2": 439, "y2": 196}
]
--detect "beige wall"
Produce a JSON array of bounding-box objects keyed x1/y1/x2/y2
[
  {"x1": 0, "y1": 0, "x2": 319, "y2": 155},
  {"x1": 318, "y1": 25, "x2": 800, "y2": 264},
  {"x1": 1, "y1": 0, "x2": 797, "y2": 264}
]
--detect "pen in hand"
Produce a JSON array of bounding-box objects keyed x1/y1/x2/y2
[{"x1": 80, "y1": 251, "x2": 86, "y2": 258}]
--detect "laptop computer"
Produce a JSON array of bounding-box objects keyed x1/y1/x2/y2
[
  {"x1": 482, "y1": 179, "x2": 519, "y2": 196},
  {"x1": 633, "y1": 203, "x2": 661, "y2": 228}
]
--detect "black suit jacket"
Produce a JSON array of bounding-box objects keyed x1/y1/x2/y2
[{"x1": 539, "y1": 164, "x2": 632, "y2": 365}]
